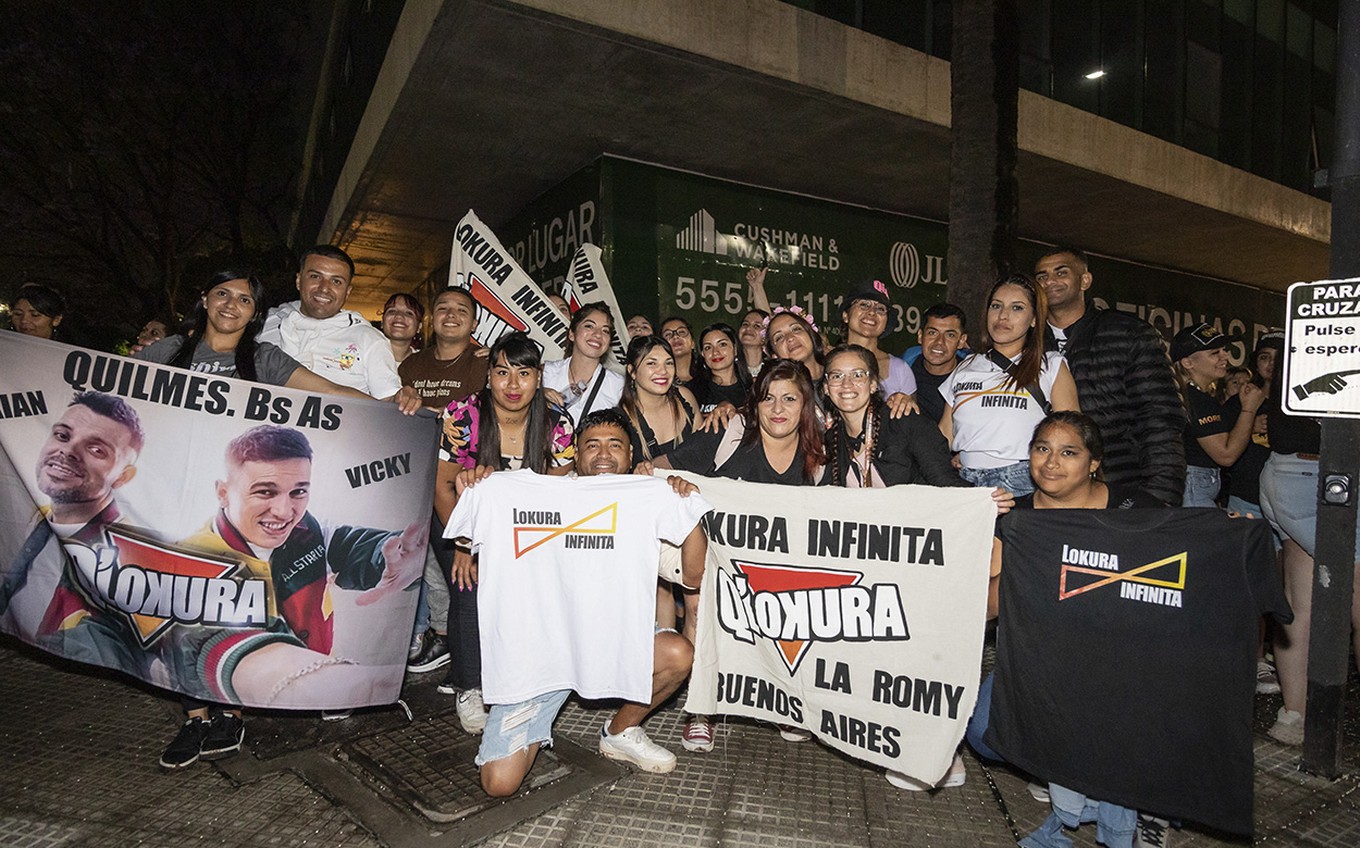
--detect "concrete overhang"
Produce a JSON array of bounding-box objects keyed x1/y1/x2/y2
[{"x1": 320, "y1": 0, "x2": 1331, "y2": 317}]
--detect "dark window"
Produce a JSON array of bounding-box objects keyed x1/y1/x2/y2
[
  {"x1": 1099, "y1": 0, "x2": 1143, "y2": 127},
  {"x1": 1143, "y1": 0, "x2": 1185, "y2": 143},
  {"x1": 1050, "y1": 0, "x2": 1101, "y2": 112}
]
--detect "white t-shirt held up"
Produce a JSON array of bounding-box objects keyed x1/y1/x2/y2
[{"x1": 446, "y1": 470, "x2": 711, "y2": 704}]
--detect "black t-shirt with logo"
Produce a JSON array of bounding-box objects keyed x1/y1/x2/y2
[
  {"x1": 987, "y1": 509, "x2": 1290, "y2": 835},
  {"x1": 1183, "y1": 384, "x2": 1233, "y2": 468},
  {"x1": 668, "y1": 425, "x2": 825, "y2": 486}
]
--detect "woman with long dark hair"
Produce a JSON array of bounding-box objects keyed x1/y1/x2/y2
[
  {"x1": 9, "y1": 283, "x2": 65, "y2": 340},
  {"x1": 543, "y1": 302, "x2": 625, "y2": 424},
  {"x1": 136, "y1": 270, "x2": 373, "y2": 395},
  {"x1": 822, "y1": 343, "x2": 1011, "y2": 790},
  {"x1": 432, "y1": 332, "x2": 576, "y2": 733},
  {"x1": 618, "y1": 333, "x2": 701, "y2": 735},
  {"x1": 619, "y1": 335, "x2": 698, "y2": 465},
  {"x1": 939, "y1": 274, "x2": 1079, "y2": 496},
  {"x1": 653, "y1": 358, "x2": 826, "y2": 486},
  {"x1": 762, "y1": 307, "x2": 826, "y2": 384},
  {"x1": 691, "y1": 323, "x2": 752, "y2": 415}
]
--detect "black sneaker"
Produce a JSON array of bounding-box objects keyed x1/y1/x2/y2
[
  {"x1": 200, "y1": 712, "x2": 245, "y2": 761},
  {"x1": 407, "y1": 631, "x2": 451, "y2": 673},
  {"x1": 159, "y1": 717, "x2": 210, "y2": 770}
]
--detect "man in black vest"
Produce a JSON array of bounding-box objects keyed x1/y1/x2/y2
[{"x1": 1035, "y1": 247, "x2": 1186, "y2": 506}]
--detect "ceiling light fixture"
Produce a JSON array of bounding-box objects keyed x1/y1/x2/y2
[{"x1": 1085, "y1": 69, "x2": 1106, "y2": 80}]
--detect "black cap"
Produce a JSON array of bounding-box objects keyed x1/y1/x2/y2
[
  {"x1": 1253, "y1": 329, "x2": 1284, "y2": 358},
  {"x1": 1170, "y1": 322, "x2": 1240, "y2": 361},
  {"x1": 842, "y1": 279, "x2": 896, "y2": 335}
]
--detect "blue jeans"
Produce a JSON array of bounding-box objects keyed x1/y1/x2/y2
[
  {"x1": 1020, "y1": 785, "x2": 1136, "y2": 848},
  {"x1": 1182, "y1": 465, "x2": 1221, "y2": 507},
  {"x1": 961, "y1": 461, "x2": 1034, "y2": 497},
  {"x1": 965, "y1": 670, "x2": 1003, "y2": 761}
]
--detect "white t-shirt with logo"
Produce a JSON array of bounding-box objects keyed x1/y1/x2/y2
[
  {"x1": 541, "y1": 358, "x2": 625, "y2": 425},
  {"x1": 258, "y1": 301, "x2": 401, "y2": 398},
  {"x1": 446, "y1": 469, "x2": 711, "y2": 704},
  {"x1": 941, "y1": 351, "x2": 1066, "y2": 469}
]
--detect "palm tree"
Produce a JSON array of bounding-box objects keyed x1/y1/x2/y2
[{"x1": 947, "y1": 0, "x2": 1020, "y2": 321}]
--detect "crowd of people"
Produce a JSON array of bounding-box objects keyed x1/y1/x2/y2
[{"x1": 8, "y1": 241, "x2": 1356, "y2": 848}]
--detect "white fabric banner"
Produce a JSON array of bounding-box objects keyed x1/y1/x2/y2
[
  {"x1": 447, "y1": 208, "x2": 568, "y2": 357},
  {"x1": 682, "y1": 473, "x2": 995, "y2": 782},
  {"x1": 564, "y1": 244, "x2": 630, "y2": 369},
  {"x1": 0, "y1": 333, "x2": 438, "y2": 711}
]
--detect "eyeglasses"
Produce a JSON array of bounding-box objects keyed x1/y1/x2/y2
[
  {"x1": 851, "y1": 302, "x2": 888, "y2": 316},
  {"x1": 662, "y1": 328, "x2": 690, "y2": 339},
  {"x1": 825, "y1": 369, "x2": 871, "y2": 384}
]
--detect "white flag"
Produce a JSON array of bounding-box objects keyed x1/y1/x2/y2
[
  {"x1": 564, "y1": 244, "x2": 630, "y2": 369},
  {"x1": 448, "y1": 209, "x2": 567, "y2": 357}
]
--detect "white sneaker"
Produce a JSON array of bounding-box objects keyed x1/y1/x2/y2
[
  {"x1": 1027, "y1": 781, "x2": 1051, "y2": 802},
  {"x1": 777, "y1": 724, "x2": 813, "y2": 742},
  {"x1": 1267, "y1": 706, "x2": 1304, "y2": 746},
  {"x1": 886, "y1": 753, "x2": 966, "y2": 791},
  {"x1": 456, "y1": 688, "x2": 488, "y2": 735},
  {"x1": 599, "y1": 725, "x2": 677, "y2": 773},
  {"x1": 1255, "y1": 659, "x2": 1281, "y2": 694}
]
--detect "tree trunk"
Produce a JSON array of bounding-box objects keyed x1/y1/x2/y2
[{"x1": 948, "y1": 0, "x2": 1020, "y2": 326}]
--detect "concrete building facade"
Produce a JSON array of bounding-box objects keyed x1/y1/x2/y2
[{"x1": 292, "y1": 0, "x2": 1332, "y2": 348}]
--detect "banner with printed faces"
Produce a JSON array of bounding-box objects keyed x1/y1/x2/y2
[
  {"x1": 682, "y1": 473, "x2": 995, "y2": 780},
  {"x1": 564, "y1": 244, "x2": 630, "y2": 370},
  {"x1": 448, "y1": 209, "x2": 568, "y2": 358},
  {"x1": 0, "y1": 333, "x2": 438, "y2": 710}
]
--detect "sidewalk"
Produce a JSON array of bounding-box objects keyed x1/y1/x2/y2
[{"x1": 1, "y1": 637, "x2": 1356, "y2": 847}]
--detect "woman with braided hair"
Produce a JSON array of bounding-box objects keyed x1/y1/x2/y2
[{"x1": 822, "y1": 345, "x2": 964, "y2": 489}]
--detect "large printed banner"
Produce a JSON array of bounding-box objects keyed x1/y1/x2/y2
[
  {"x1": 448, "y1": 208, "x2": 568, "y2": 357},
  {"x1": 683, "y1": 473, "x2": 995, "y2": 781},
  {"x1": 565, "y1": 244, "x2": 630, "y2": 369},
  {"x1": 0, "y1": 333, "x2": 438, "y2": 710}
]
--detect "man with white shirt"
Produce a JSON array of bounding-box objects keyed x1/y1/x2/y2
[
  {"x1": 258, "y1": 246, "x2": 415, "y2": 407},
  {"x1": 447, "y1": 408, "x2": 709, "y2": 796}
]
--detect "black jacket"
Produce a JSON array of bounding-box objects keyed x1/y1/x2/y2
[
  {"x1": 825, "y1": 400, "x2": 968, "y2": 488},
  {"x1": 1048, "y1": 304, "x2": 1186, "y2": 505}
]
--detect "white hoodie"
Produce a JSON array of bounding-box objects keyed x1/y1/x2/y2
[{"x1": 258, "y1": 301, "x2": 401, "y2": 398}]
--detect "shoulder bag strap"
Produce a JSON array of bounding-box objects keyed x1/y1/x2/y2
[{"x1": 984, "y1": 349, "x2": 1052, "y2": 415}]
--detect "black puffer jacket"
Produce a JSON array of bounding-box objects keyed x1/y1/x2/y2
[{"x1": 1049, "y1": 305, "x2": 1187, "y2": 505}]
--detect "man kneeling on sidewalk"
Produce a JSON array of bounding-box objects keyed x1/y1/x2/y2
[{"x1": 446, "y1": 408, "x2": 710, "y2": 797}]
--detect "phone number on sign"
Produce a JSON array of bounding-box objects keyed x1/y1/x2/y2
[{"x1": 672, "y1": 277, "x2": 919, "y2": 334}]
